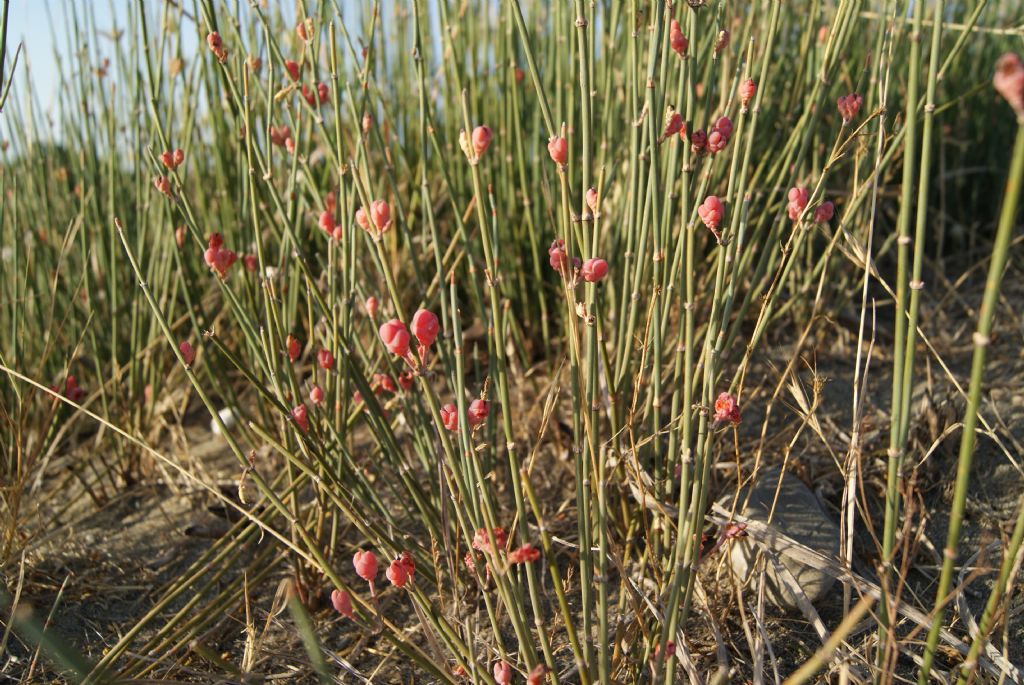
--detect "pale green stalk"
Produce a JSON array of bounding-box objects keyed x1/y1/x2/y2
[
  {"x1": 919, "y1": 116, "x2": 1024, "y2": 685},
  {"x1": 880, "y1": 0, "x2": 925, "y2": 656}
]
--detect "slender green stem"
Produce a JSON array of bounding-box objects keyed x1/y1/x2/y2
[{"x1": 919, "y1": 118, "x2": 1024, "y2": 685}]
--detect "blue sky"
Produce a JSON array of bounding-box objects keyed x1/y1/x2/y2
[
  {"x1": 6, "y1": 1, "x2": 386, "y2": 116},
  {"x1": 8, "y1": 2, "x2": 138, "y2": 114}
]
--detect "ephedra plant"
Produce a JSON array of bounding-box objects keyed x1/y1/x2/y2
[{"x1": 1, "y1": 0, "x2": 1023, "y2": 682}]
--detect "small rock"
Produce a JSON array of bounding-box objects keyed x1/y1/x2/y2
[
  {"x1": 210, "y1": 407, "x2": 236, "y2": 435},
  {"x1": 720, "y1": 465, "x2": 840, "y2": 610}
]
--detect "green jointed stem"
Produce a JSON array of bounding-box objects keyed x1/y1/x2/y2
[
  {"x1": 880, "y1": 0, "x2": 925, "y2": 656},
  {"x1": 919, "y1": 118, "x2": 1024, "y2": 685}
]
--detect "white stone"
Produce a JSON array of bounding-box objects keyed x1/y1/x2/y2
[{"x1": 211, "y1": 407, "x2": 236, "y2": 435}]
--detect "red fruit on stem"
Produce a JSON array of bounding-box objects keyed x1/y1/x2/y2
[
  {"x1": 837, "y1": 93, "x2": 864, "y2": 123},
  {"x1": 386, "y1": 558, "x2": 409, "y2": 588},
  {"x1": 463, "y1": 551, "x2": 481, "y2": 575},
  {"x1": 179, "y1": 340, "x2": 195, "y2": 365},
  {"x1": 370, "y1": 200, "x2": 390, "y2": 232},
  {"x1": 471, "y1": 125, "x2": 493, "y2": 158},
  {"x1": 467, "y1": 399, "x2": 490, "y2": 426},
  {"x1": 740, "y1": 78, "x2": 757, "y2": 108},
  {"x1": 411, "y1": 309, "x2": 440, "y2": 348},
  {"x1": 670, "y1": 20, "x2": 688, "y2": 57},
  {"x1": 318, "y1": 210, "x2": 336, "y2": 234},
  {"x1": 787, "y1": 186, "x2": 809, "y2": 221},
  {"x1": 64, "y1": 375, "x2": 85, "y2": 403},
  {"x1": 398, "y1": 550, "x2": 415, "y2": 578},
  {"x1": 286, "y1": 335, "x2": 301, "y2": 363},
  {"x1": 301, "y1": 82, "x2": 329, "y2": 106},
  {"x1": 291, "y1": 404, "x2": 309, "y2": 433},
  {"x1": 507, "y1": 543, "x2": 541, "y2": 564},
  {"x1": 547, "y1": 136, "x2": 568, "y2": 165},
  {"x1": 355, "y1": 206, "x2": 370, "y2": 231},
  {"x1": 493, "y1": 661, "x2": 512, "y2": 685},
  {"x1": 814, "y1": 201, "x2": 835, "y2": 224},
  {"x1": 580, "y1": 257, "x2": 609, "y2": 283},
  {"x1": 216, "y1": 249, "x2": 237, "y2": 277},
  {"x1": 713, "y1": 391, "x2": 741, "y2": 424},
  {"x1": 204, "y1": 234, "x2": 237, "y2": 278},
  {"x1": 317, "y1": 348, "x2": 334, "y2": 370},
  {"x1": 714, "y1": 29, "x2": 730, "y2": 55},
  {"x1": 714, "y1": 116, "x2": 733, "y2": 138},
  {"x1": 310, "y1": 385, "x2": 324, "y2": 405},
  {"x1": 662, "y1": 110, "x2": 683, "y2": 139},
  {"x1": 270, "y1": 125, "x2": 291, "y2": 147},
  {"x1": 207, "y1": 32, "x2": 227, "y2": 62},
  {"x1": 353, "y1": 550, "x2": 378, "y2": 582},
  {"x1": 707, "y1": 129, "x2": 727, "y2": 154},
  {"x1": 379, "y1": 319, "x2": 411, "y2": 357},
  {"x1": 331, "y1": 589, "x2": 353, "y2": 618},
  {"x1": 677, "y1": 121, "x2": 688, "y2": 142},
  {"x1": 697, "y1": 195, "x2": 725, "y2": 232},
  {"x1": 689, "y1": 128, "x2": 707, "y2": 154},
  {"x1": 548, "y1": 238, "x2": 570, "y2": 271},
  {"x1": 995, "y1": 53, "x2": 1024, "y2": 117},
  {"x1": 655, "y1": 640, "x2": 676, "y2": 661},
  {"x1": 787, "y1": 187, "x2": 809, "y2": 206},
  {"x1": 527, "y1": 664, "x2": 547, "y2": 685},
  {"x1": 440, "y1": 403, "x2": 459, "y2": 432},
  {"x1": 472, "y1": 527, "x2": 508, "y2": 553},
  {"x1": 373, "y1": 373, "x2": 397, "y2": 394}
]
